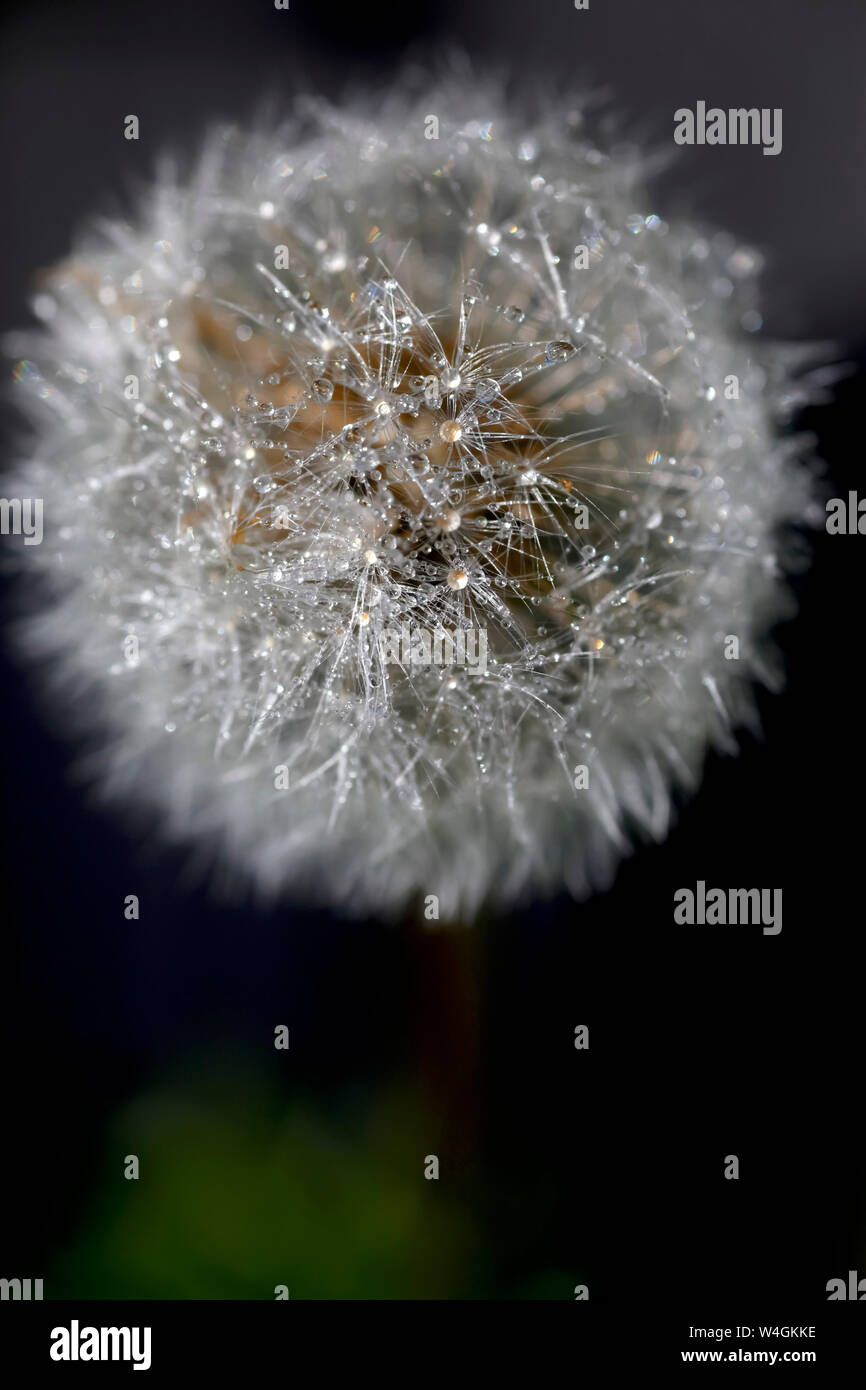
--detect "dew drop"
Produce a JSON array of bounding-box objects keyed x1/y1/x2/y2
[
  {"x1": 500, "y1": 368, "x2": 523, "y2": 388},
  {"x1": 474, "y1": 378, "x2": 498, "y2": 404},
  {"x1": 545, "y1": 340, "x2": 575, "y2": 364}
]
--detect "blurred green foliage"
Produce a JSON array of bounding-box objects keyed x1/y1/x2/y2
[{"x1": 51, "y1": 1057, "x2": 480, "y2": 1299}]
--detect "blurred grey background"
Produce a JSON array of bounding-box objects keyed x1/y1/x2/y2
[{"x1": 1, "y1": 0, "x2": 864, "y2": 342}]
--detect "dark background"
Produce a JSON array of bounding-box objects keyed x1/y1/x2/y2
[{"x1": 0, "y1": 0, "x2": 864, "y2": 1304}]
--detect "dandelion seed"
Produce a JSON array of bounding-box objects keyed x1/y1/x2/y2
[{"x1": 8, "y1": 78, "x2": 823, "y2": 919}]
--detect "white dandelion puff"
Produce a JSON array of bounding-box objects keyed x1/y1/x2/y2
[{"x1": 8, "y1": 81, "x2": 823, "y2": 918}]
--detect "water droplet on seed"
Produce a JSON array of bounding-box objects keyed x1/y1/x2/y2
[{"x1": 545, "y1": 340, "x2": 575, "y2": 363}]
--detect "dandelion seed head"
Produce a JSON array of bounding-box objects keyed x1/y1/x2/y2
[{"x1": 9, "y1": 82, "x2": 820, "y2": 917}]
